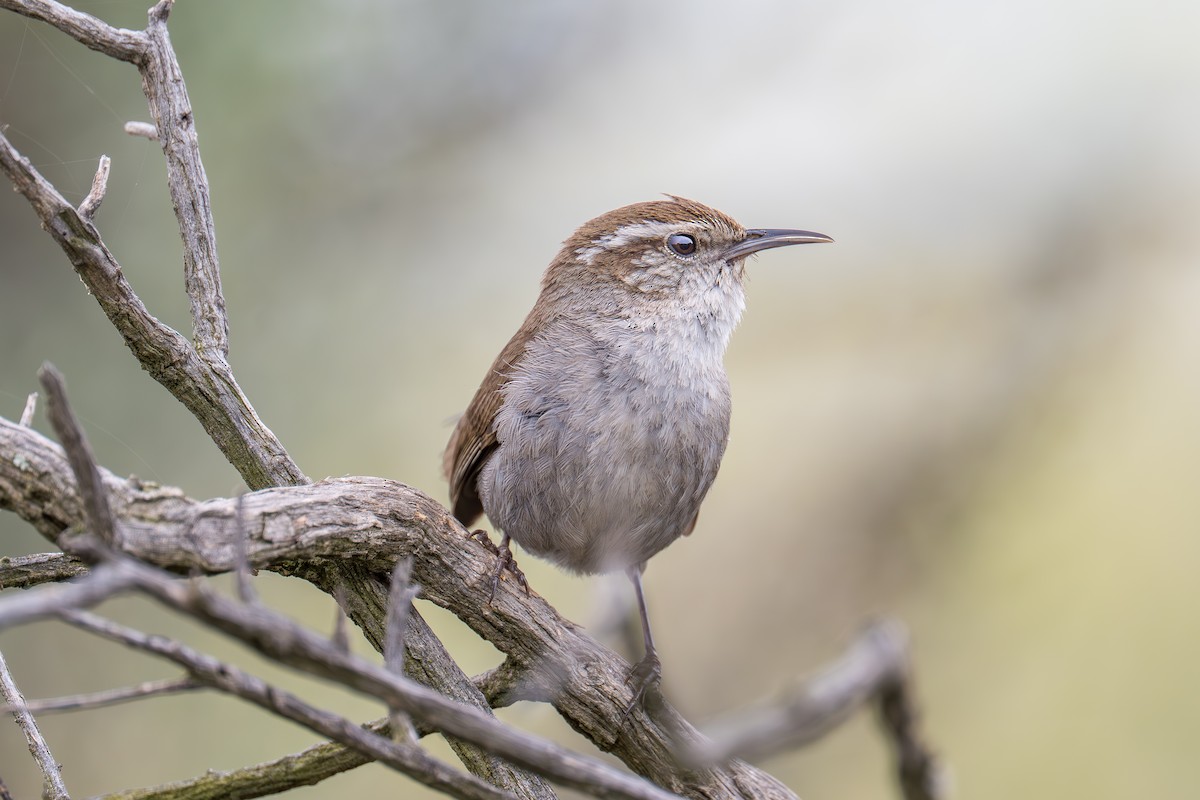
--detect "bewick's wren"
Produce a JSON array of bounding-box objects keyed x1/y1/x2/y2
[{"x1": 444, "y1": 196, "x2": 831, "y2": 706}]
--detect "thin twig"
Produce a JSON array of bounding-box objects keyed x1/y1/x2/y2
[
  {"x1": 78, "y1": 154, "x2": 110, "y2": 220},
  {"x1": 38, "y1": 363, "x2": 117, "y2": 546},
  {"x1": 0, "y1": 648, "x2": 71, "y2": 799},
  {"x1": 385, "y1": 559, "x2": 418, "y2": 675},
  {"x1": 62, "y1": 610, "x2": 515, "y2": 800},
  {"x1": 877, "y1": 658, "x2": 946, "y2": 800},
  {"x1": 19, "y1": 392, "x2": 37, "y2": 426},
  {"x1": 386, "y1": 558, "x2": 421, "y2": 743},
  {"x1": 0, "y1": 676, "x2": 201, "y2": 716},
  {"x1": 123, "y1": 121, "x2": 158, "y2": 140},
  {"x1": 330, "y1": 584, "x2": 351, "y2": 654},
  {"x1": 233, "y1": 492, "x2": 256, "y2": 603}
]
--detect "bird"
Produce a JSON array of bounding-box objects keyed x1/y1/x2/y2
[{"x1": 444, "y1": 195, "x2": 832, "y2": 708}]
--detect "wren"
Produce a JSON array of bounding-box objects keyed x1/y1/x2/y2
[{"x1": 444, "y1": 196, "x2": 831, "y2": 708}]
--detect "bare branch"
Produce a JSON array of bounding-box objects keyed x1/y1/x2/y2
[
  {"x1": 331, "y1": 584, "x2": 351, "y2": 653},
  {"x1": 44, "y1": 549, "x2": 684, "y2": 800},
  {"x1": 0, "y1": 563, "x2": 134, "y2": 630},
  {"x1": 101, "y1": 720, "x2": 392, "y2": 800},
  {"x1": 0, "y1": 648, "x2": 71, "y2": 800},
  {"x1": 0, "y1": 553, "x2": 88, "y2": 589},
  {"x1": 107, "y1": 712, "x2": 551, "y2": 800},
  {"x1": 0, "y1": 6, "x2": 562, "y2": 794},
  {"x1": 233, "y1": 492, "x2": 256, "y2": 603},
  {"x1": 0, "y1": 4, "x2": 936, "y2": 795},
  {"x1": 0, "y1": 129, "x2": 305, "y2": 491},
  {"x1": 123, "y1": 121, "x2": 158, "y2": 140},
  {"x1": 19, "y1": 392, "x2": 37, "y2": 427},
  {"x1": 0, "y1": 418, "x2": 101, "y2": 544},
  {"x1": 386, "y1": 558, "x2": 421, "y2": 741},
  {"x1": 0, "y1": 417, "x2": 793, "y2": 798},
  {"x1": 877, "y1": 653, "x2": 946, "y2": 800},
  {"x1": 1, "y1": 676, "x2": 200, "y2": 715},
  {"x1": 38, "y1": 363, "x2": 117, "y2": 546},
  {"x1": 695, "y1": 621, "x2": 907, "y2": 763},
  {"x1": 77, "y1": 154, "x2": 110, "y2": 221},
  {"x1": 0, "y1": 0, "x2": 145, "y2": 62},
  {"x1": 687, "y1": 622, "x2": 944, "y2": 799},
  {"x1": 474, "y1": 657, "x2": 549, "y2": 708},
  {"x1": 374, "y1": 599, "x2": 558, "y2": 799},
  {"x1": 63, "y1": 610, "x2": 516, "y2": 800},
  {"x1": 140, "y1": 0, "x2": 228, "y2": 359},
  {"x1": 0, "y1": 419, "x2": 558, "y2": 799},
  {"x1": 386, "y1": 558, "x2": 419, "y2": 675}
]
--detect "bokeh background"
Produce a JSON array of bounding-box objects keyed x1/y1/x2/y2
[{"x1": 3, "y1": 0, "x2": 1199, "y2": 797}]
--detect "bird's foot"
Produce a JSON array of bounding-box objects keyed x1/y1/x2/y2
[
  {"x1": 468, "y1": 530, "x2": 529, "y2": 603},
  {"x1": 620, "y1": 651, "x2": 663, "y2": 721}
]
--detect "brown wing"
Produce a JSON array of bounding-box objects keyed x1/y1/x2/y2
[{"x1": 443, "y1": 321, "x2": 539, "y2": 526}]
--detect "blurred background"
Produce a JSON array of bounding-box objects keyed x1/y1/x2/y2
[{"x1": 2, "y1": 0, "x2": 1199, "y2": 797}]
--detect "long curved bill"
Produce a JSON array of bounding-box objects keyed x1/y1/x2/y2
[{"x1": 724, "y1": 228, "x2": 834, "y2": 262}]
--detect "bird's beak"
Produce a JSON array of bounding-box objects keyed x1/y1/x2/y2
[{"x1": 724, "y1": 228, "x2": 834, "y2": 262}]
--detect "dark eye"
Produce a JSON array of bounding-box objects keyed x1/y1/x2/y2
[{"x1": 667, "y1": 233, "x2": 696, "y2": 256}]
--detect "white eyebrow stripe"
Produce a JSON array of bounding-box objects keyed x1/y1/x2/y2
[{"x1": 574, "y1": 221, "x2": 698, "y2": 265}]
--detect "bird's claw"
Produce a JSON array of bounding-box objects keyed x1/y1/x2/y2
[
  {"x1": 620, "y1": 652, "x2": 663, "y2": 722},
  {"x1": 468, "y1": 530, "x2": 530, "y2": 603}
]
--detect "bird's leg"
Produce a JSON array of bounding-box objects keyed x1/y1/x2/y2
[
  {"x1": 468, "y1": 530, "x2": 529, "y2": 602},
  {"x1": 622, "y1": 567, "x2": 663, "y2": 715}
]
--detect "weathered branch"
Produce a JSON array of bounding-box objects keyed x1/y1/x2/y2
[
  {"x1": 140, "y1": 0, "x2": 229, "y2": 360},
  {"x1": 0, "y1": 417, "x2": 793, "y2": 798},
  {"x1": 77, "y1": 154, "x2": 110, "y2": 221},
  {"x1": 0, "y1": 0, "x2": 145, "y2": 62},
  {"x1": 0, "y1": 12, "x2": 534, "y2": 787},
  {"x1": 39, "y1": 363, "x2": 117, "y2": 546}
]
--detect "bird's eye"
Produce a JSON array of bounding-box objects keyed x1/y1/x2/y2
[{"x1": 667, "y1": 233, "x2": 697, "y2": 256}]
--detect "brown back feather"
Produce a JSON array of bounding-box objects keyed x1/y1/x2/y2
[{"x1": 443, "y1": 317, "x2": 540, "y2": 525}]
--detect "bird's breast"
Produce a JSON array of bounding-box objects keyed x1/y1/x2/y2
[{"x1": 479, "y1": 316, "x2": 732, "y2": 573}]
